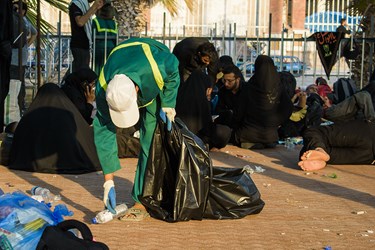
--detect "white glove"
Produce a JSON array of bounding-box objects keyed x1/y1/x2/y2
[{"x1": 161, "y1": 107, "x2": 176, "y2": 122}]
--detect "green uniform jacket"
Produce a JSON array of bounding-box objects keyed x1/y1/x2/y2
[
  {"x1": 92, "y1": 17, "x2": 117, "y2": 50},
  {"x1": 92, "y1": 17, "x2": 118, "y2": 74},
  {"x1": 94, "y1": 38, "x2": 180, "y2": 174}
]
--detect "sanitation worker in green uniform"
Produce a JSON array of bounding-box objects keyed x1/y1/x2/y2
[
  {"x1": 94, "y1": 37, "x2": 179, "y2": 221},
  {"x1": 92, "y1": 3, "x2": 117, "y2": 75}
]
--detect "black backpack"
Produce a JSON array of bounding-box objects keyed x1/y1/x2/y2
[
  {"x1": 12, "y1": 10, "x2": 28, "y2": 49},
  {"x1": 36, "y1": 220, "x2": 109, "y2": 250},
  {"x1": 333, "y1": 78, "x2": 357, "y2": 104}
]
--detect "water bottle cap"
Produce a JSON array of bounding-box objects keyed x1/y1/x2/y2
[
  {"x1": 91, "y1": 217, "x2": 98, "y2": 224},
  {"x1": 31, "y1": 186, "x2": 39, "y2": 195}
]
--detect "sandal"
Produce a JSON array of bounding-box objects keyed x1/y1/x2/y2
[{"x1": 118, "y1": 208, "x2": 150, "y2": 222}]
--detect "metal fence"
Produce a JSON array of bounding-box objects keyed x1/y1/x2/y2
[{"x1": 26, "y1": 31, "x2": 374, "y2": 92}]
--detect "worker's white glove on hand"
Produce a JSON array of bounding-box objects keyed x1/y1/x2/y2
[
  {"x1": 161, "y1": 107, "x2": 176, "y2": 122},
  {"x1": 103, "y1": 180, "x2": 116, "y2": 214}
]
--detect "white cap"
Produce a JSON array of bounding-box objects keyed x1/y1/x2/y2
[{"x1": 106, "y1": 74, "x2": 139, "y2": 128}]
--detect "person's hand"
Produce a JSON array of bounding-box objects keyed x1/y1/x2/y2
[
  {"x1": 206, "y1": 87, "x2": 213, "y2": 101},
  {"x1": 85, "y1": 84, "x2": 95, "y2": 104},
  {"x1": 103, "y1": 180, "x2": 116, "y2": 214},
  {"x1": 298, "y1": 92, "x2": 307, "y2": 108},
  {"x1": 161, "y1": 107, "x2": 176, "y2": 122},
  {"x1": 160, "y1": 108, "x2": 176, "y2": 131},
  {"x1": 93, "y1": 0, "x2": 104, "y2": 10}
]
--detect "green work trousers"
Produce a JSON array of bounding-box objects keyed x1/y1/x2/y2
[{"x1": 132, "y1": 99, "x2": 158, "y2": 202}]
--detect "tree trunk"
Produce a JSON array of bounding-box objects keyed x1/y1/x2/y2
[
  {"x1": 350, "y1": 6, "x2": 375, "y2": 89},
  {"x1": 111, "y1": 0, "x2": 148, "y2": 36}
]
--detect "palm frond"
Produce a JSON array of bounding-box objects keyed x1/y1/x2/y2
[{"x1": 27, "y1": 0, "x2": 70, "y2": 13}]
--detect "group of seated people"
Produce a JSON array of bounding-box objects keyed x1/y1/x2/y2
[
  {"x1": 2, "y1": 37, "x2": 375, "y2": 175},
  {"x1": 173, "y1": 37, "x2": 375, "y2": 172},
  {"x1": 173, "y1": 38, "x2": 294, "y2": 151}
]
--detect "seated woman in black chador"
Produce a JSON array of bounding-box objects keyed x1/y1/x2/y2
[
  {"x1": 61, "y1": 68, "x2": 97, "y2": 124},
  {"x1": 234, "y1": 55, "x2": 293, "y2": 149},
  {"x1": 176, "y1": 68, "x2": 231, "y2": 150},
  {"x1": 174, "y1": 38, "x2": 231, "y2": 150},
  {"x1": 8, "y1": 83, "x2": 101, "y2": 174}
]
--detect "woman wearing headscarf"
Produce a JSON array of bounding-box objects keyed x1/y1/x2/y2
[
  {"x1": 61, "y1": 67, "x2": 97, "y2": 124},
  {"x1": 8, "y1": 83, "x2": 101, "y2": 174},
  {"x1": 174, "y1": 39, "x2": 231, "y2": 150},
  {"x1": 234, "y1": 55, "x2": 293, "y2": 149}
]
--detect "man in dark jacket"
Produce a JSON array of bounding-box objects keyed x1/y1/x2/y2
[
  {"x1": 215, "y1": 64, "x2": 245, "y2": 129},
  {"x1": 336, "y1": 18, "x2": 351, "y2": 35},
  {"x1": 298, "y1": 119, "x2": 375, "y2": 171}
]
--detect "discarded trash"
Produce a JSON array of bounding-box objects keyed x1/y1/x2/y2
[
  {"x1": 0, "y1": 192, "x2": 73, "y2": 250},
  {"x1": 262, "y1": 183, "x2": 271, "y2": 188},
  {"x1": 285, "y1": 138, "x2": 295, "y2": 150},
  {"x1": 337, "y1": 233, "x2": 343, "y2": 236},
  {"x1": 243, "y1": 165, "x2": 266, "y2": 174},
  {"x1": 324, "y1": 246, "x2": 332, "y2": 250},
  {"x1": 352, "y1": 211, "x2": 366, "y2": 215},
  {"x1": 366, "y1": 230, "x2": 374, "y2": 234},
  {"x1": 31, "y1": 186, "x2": 61, "y2": 203},
  {"x1": 254, "y1": 166, "x2": 266, "y2": 173},
  {"x1": 323, "y1": 229, "x2": 330, "y2": 232},
  {"x1": 236, "y1": 154, "x2": 251, "y2": 158},
  {"x1": 243, "y1": 165, "x2": 254, "y2": 175},
  {"x1": 283, "y1": 137, "x2": 303, "y2": 150},
  {"x1": 92, "y1": 203, "x2": 128, "y2": 224},
  {"x1": 31, "y1": 195, "x2": 45, "y2": 203},
  {"x1": 5, "y1": 182, "x2": 14, "y2": 187},
  {"x1": 327, "y1": 173, "x2": 337, "y2": 178},
  {"x1": 323, "y1": 173, "x2": 338, "y2": 179}
]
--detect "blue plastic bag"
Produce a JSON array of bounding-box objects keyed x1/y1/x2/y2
[{"x1": 0, "y1": 191, "x2": 72, "y2": 250}]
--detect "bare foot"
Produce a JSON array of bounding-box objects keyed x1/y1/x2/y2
[
  {"x1": 298, "y1": 160, "x2": 327, "y2": 171},
  {"x1": 301, "y1": 148, "x2": 330, "y2": 161}
]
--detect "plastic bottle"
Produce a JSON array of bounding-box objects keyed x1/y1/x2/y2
[
  {"x1": 285, "y1": 138, "x2": 295, "y2": 150},
  {"x1": 30, "y1": 186, "x2": 61, "y2": 203},
  {"x1": 91, "y1": 203, "x2": 128, "y2": 224}
]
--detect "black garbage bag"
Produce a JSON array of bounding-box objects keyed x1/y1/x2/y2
[
  {"x1": 140, "y1": 118, "x2": 211, "y2": 222},
  {"x1": 203, "y1": 167, "x2": 265, "y2": 219},
  {"x1": 116, "y1": 127, "x2": 140, "y2": 158}
]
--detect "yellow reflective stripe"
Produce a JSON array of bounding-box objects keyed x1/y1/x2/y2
[
  {"x1": 109, "y1": 42, "x2": 164, "y2": 90},
  {"x1": 93, "y1": 18, "x2": 118, "y2": 34},
  {"x1": 99, "y1": 66, "x2": 107, "y2": 90},
  {"x1": 139, "y1": 99, "x2": 154, "y2": 108}
]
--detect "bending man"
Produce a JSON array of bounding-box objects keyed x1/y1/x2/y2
[{"x1": 94, "y1": 38, "x2": 179, "y2": 221}]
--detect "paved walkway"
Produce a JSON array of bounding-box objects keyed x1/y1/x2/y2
[{"x1": 1, "y1": 145, "x2": 374, "y2": 249}]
